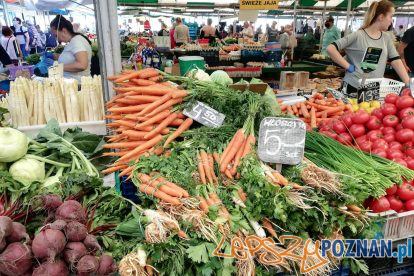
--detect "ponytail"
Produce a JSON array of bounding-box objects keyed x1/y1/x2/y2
[
  {"x1": 50, "y1": 15, "x2": 91, "y2": 45},
  {"x1": 361, "y1": 0, "x2": 394, "y2": 29}
]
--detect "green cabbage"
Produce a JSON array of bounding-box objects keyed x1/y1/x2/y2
[
  {"x1": 186, "y1": 69, "x2": 211, "y2": 82},
  {"x1": 210, "y1": 70, "x2": 233, "y2": 85}
]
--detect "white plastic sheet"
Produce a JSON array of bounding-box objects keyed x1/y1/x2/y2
[{"x1": 24, "y1": 0, "x2": 93, "y2": 11}]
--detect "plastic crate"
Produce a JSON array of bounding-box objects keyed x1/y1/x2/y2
[
  {"x1": 9, "y1": 65, "x2": 34, "y2": 80},
  {"x1": 367, "y1": 210, "x2": 414, "y2": 241},
  {"x1": 360, "y1": 78, "x2": 405, "y2": 100}
]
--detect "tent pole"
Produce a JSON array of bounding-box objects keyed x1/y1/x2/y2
[
  {"x1": 319, "y1": 0, "x2": 327, "y2": 51},
  {"x1": 345, "y1": 0, "x2": 352, "y2": 36},
  {"x1": 1, "y1": 0, "x2": 10, "y2": 26},
  {"x1": 291, "y1": 0, "x2": 298, "y2": 60}
]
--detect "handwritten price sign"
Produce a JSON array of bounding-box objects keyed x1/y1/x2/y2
[
  {"x1": 258, "y1": 117, "x2": 306, "y2": 164},
  {"x1": 183, "y1": 101, "x2": 225, "y2": 128}
]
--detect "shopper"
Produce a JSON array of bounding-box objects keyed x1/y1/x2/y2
[
  {"x1": 314, "y1": 26, "x2": 321, "y2": 41},
  {"x1": 267, "y1": 21, "x2": 280, "y2": 42},
  {"x1": 280, "y1": 25, "x2": 297, "y2": 50},
  {"x1": 241, "y1": 21, "x2": 253, "y2": 39},
  {"x1": 11, "y1": 17, "x2": 30, "y2": 57},
  {"x1": 174, "y1": 18, "x2": 189, "y2": 47},
  {"x1": 327, "y1": 0, "x2": 409, "y2": 97},
  {"x1": 36, "y1": 25, "x2": 46, "y2": 51},
  {"x1": 158, "y1": 23, "x2": 169, "y2": 36},
  {"x1": 170, "y1": 23, "x2": 176, "y2": 48},
  {"x1": 1, "y1": 26, "x2": 18, "y2": 62},
  {"x1": 396, "y1": 25, "x2": 405, "y2": 41},
  {"x1": 200, "y1": 18, "x2": 219, "y2": 40},
  {"x1": 0, "y1": 43, "x2": 12, "y2": 67},
  {"x1": 45, "y1": 28, "x2": 58, "y2": 49},
  {"x1": 321, "y1": 16, "x2": 341, "y2": 55},
  {"x1": 49, "y1": 15, "x2": 92, "y2": 81},
  {"x1": 26, "y1": 20, "x2": 43, "y2": 54},
  {"x1": 399, "y1": 25, "x2": 414, "y2": 76}
]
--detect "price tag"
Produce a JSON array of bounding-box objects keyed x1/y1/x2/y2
[
  {"x1": 327, "y1": 88, "x2": 350, "y2": 104},
  {"x1": 183, "y1": 101, "x2": 225, "y2": 128},
  {"x1": 357, "y1": 82, "x2": 380, "y2": 103},
  {"x1": 48, "y1": 62, "x2": 64, "y2": 79},
  {"x1": 361, "y1": 47, "x2": 382, "y2": 73},
  {"x1": 257, "y1": 117, "x2": 306, "y2": 164}
]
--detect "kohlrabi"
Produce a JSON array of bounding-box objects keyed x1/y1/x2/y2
[
  {"x1": 9, "y1": 157, "x2": 45, "y2": 186},
  {"x1": 0, "y1": 127, "x2": 28, "y2": 162}
]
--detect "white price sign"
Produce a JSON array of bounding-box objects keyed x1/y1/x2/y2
[
  {"x1": 183, "y1": 101, "x2": 225, "y2": 128},
  {"x1": 48, "y1": 62, "x2": 64, "y2": 79}
]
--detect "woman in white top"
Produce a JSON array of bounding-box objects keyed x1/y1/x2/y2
[
  {"x1": 1, "y1": 26, "x2": 18, "y2": 60},
  {"x1": 241, "y1": 22, "x2": 254, "y2": 39},
  {"x1": 49, "y1": 15, "x2": 92, "y2": 81}
]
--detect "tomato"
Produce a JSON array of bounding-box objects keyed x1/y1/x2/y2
[
  {"x1": 382, "y1": 115, "x2": 399, "y2": 127},
  {"x1": 399, "y1": 107, "x2": 414, "y2": 119},
  {"x1": 383, "y1": 133, "x2": 395, "y2": 143},
  {"x1": 359, "y1": 140, "x2": 373, "y2": 152},
  {"x1": 319, "y1": 130, "x2": 338, "y2": 140},
  {"x1": 396, "y1": 96, "x2": 414, "y2": 110},
  {"x1": 355, "y1": 135, "x2": 367, "y2": 144},
  {"x1": 400, "y1": 88, "x2": 412, "y2": 97},
  {"x1": 386, "y1": 184, "x2": 398, "y2": 196},
  {"x1": 337, "y1": 133, "x2": 353, "y2": 145},
  {"x1": 341, "y1": 114, "x2": 354, "y2": 128},
  {"x1": 367, "y1": 130, "x2": 383, "y2": 141},
  {"x1": 387, "y1": 149, "x2": 404, "y2": 160},
  {"x1": 382, "y1": 103, "x2": 398, "y2": 116},
  {"x1": 396, "y1": 129, "x2": 414, "y2": 143},
  {"x1": 371, "y1": 108, "x2": 384, "y2": 120},
  {"x1": 389, "y1": 141, "x2": 403, "y2": 151},
  {"x1": 349, "y1": 124, "x2": 366, "y2": 138},
  {"x1": 384, "y1": 93, "x2": 399, "y2": 104},
  {"x1": 370, "y1": 197, "x2": 391, "y2": 213},
  {"x1": 372, "y1": 148, "x2": 387, "y2": 158},
  {"x1": 402, "y1": 116, "x2": 414, "y2": 130},
  {"x1": 333, "y1": 121, "x2": 347, "y2": 134},
  {"x1": 405, "y1": 157, "x2": 414, "y2": 170},
  {"x1": 396, "y1": 124, "x2": 404, "y2": 131},
  {"x1": 406, "y1": 148, "x2": 414, "y2": 158},
  {"x1": 352, "y1": 110, "x2": 370, "y2": 124},
  {"x1": 403, "y1": 142, "x2": 414, "y2": 152},
  {"x1": 372, "y1": 139, "x2": 389, "y2": 151},
  {"x1": 394, "y1": 158, "x2": 408, "y2": 167},
  {"x1": 399, "y1": 208, "x2": 407, "y2": 213},
  {"x1": 366, "y1": 116, "x2": 382, "y2": 130},
  {"x1": 396, "y1": 182, "x2": 414, "y2": 201},
  {"x1": 405, "y1": 199, "x2": 414, "y2": 211},
  {"x1": 387, "y1": 195, "x2": 404, "y2": 212},
  {"x1": 382, "y1": 127, "x2": 396, "y2": 135}
]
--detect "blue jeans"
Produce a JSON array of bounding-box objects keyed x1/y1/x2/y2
[{"x1": 19, "y1": 44, "x2": 28, "y2": 57}]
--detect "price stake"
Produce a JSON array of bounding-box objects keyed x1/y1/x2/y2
[
  {"x1": 183, "y1": 101, "x2": 225, "y2": 128},
  {"x1": 327, "y1": 88, "x2": 350, "y2": 104},
  {"x1": 357, "y1": 82, "x2": 380, "y2": 103},
  {"x1": 48, "y1": 62, "x2": 64, "y2": 79},
  {"x1": 257, "y1": 117, "x2": 306, "y2": 164}
]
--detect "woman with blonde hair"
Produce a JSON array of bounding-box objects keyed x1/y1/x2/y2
[{"x1": 327, "y1": 0, "x2": 409, "y2": 97}]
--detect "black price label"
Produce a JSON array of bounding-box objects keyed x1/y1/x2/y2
[
  {"x1": 358, "y1": 82, "x2": 380, "y2": 103},
  {"x1": 327, "y1": 88, "x2": 350, "y2": 104},
  {"x1": 183, "y1": 101, "x2": 225, "y2": 128},
  {"x1": 257, "y1": 117, "x2": 306, "y2": 165}
]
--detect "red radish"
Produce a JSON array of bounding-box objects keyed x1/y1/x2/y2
[
  {"x1": 319, "y1": 130, "x2": 337, "y2": 140},
  {"x1": 359, "y1": 140, "x2": 373, "y2": 152},
  {"x1": 405, "y1": 199, "x2": 414, "y2": 211},
  {"x1": 366, "y1": 116, "x2": 382, "y2": 130},
  {"x1": 349, "y1": 124, "x2": 365, "y2": 138},
  {"x1": 367, "y1": 130, "x2": 383, "y2": 141},
  {"x1": 0, "y1": 216, "x2": 13, "y2": 241},
  {"x1": 98, "y1": 255, "x2": 117, "y2": 276},
  {"x1": 386, "y1": 185, "x2": 398, "y2": 196},
  {"x1": 83, "y1": 234, "x2": 102, "y2": 252},
  {"x1": 382, "y1": 127, "x2": 396, "y2": 136},
  {"x1": 396, "y1": 129, "x2": 414, "y2": 143},
  {"x1": 372, "y1": 148, "x2": 387, "y2": 158},
  {"x1": 65, "y1": 221, "x2": 87, "y2": 242},
  {"x1": 0, "y1": 239, "x2": 6, "y2": 252},
  {"x1": 50, "y1": 220, "x2": 67, "y2": 231},
  {"x1": 384, "y1": 93, "x2": 399, "y2": 104},
  {"x1": 32, "y1": 260, "x2": 69, "y2": 276},
  {"x1": 63, "y1": 242, "x2": 87, "y2": 267},
  {"x1": 406, "y1": 158, "x2": 414, "y2": 170},
  {"x1": 372, "y1": 139, "x2": 389, "y2": 151},
  {"x1": 370, "y1": 197, "x2": 391, "y2": 213},
  {"x1": 396, "y1": 124, "x2": 404, "y2": 131},
  {"x1": 32, "y1": 229, "x2": 66, "y2": 260},
  {"x1": 55, "y1": 200, "x2": 86, "y2": 223},
  {"x1": 77, "y1": 255, "x2": 99, "y2": 275},
  {"x1": 0, "y1": 242, "x2": 32, "y2": 276},
  {"x1": 407, "y1": 148, "x2": 414, "y2": 158},
  {"x1": 333, "y1": 121, "x2": 347, "y2": 134},
  {"x1": 337, "y1": 133, "x2": 352, "y2": 145},
  {"x1": 399, "y1": 107, "x2": 414, "y2": 118},
  {"x1": 387, "y1": 150, "x2": 404, "y2": 160},
  {"x1": 6, "y1": 222, "x2": 30, "y2": 243},
  {"x1": 396, "y1": 182, "x2": 414, "y2": 201},
  {"x1": 341, "y1": 113, "x2": 354, "y2": 127},
  {"x1": 382, "y1": 115, "x2": 399, "y2": 128},
  {"x1": 352, "y1": 110, "x2": 370, "y2": 124},
  {"x1": 387, "y1": 195, "x2": 404, "y2": 212},
  {"x1": 381, "y1": 103, "x2": 398, "y2": 116},
  {"x1": 396, "y1": 96, "x2": 414, "y2": 110},
  {"x1": 371, "y1": 108, "x2": 384, "y2": 120},
  {"x1": 402, "y1": 116, "x2": 414, "y2": 130},
  {"x1": 38, "y1": 194, "x2": 63, "y2": 210},
  {"x1": 389, "y1": 141, "x2": 403, "y2": 152},
  {"x1": 383, "y1": 133, "x2": 395, "y2": 143}
]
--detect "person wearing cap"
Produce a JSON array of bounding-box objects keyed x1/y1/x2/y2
[
  {"x1": 11, "y1": 17, "x2": 30, "y2": 57},
  {"x1": 321, "y1": 16, "x2": 341, "y2": 55},
  {"x1": 174, "y1": 18, "x2": 190, "y2": 47}
]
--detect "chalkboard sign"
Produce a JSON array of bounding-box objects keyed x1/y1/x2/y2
[
  {"x1": 357, "y1": 82, "x2": 380, "y2": 103},
  {"x1": 183, "y1": 101, "x2": 225, "y2": 128},
  {"x1": 257, "y1": 117, "x2": 306, "y2": 164},
  {"x1": 327, "y1": 88, "x2": 350, "y2": 104}
]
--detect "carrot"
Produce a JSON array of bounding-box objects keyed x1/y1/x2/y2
[
  {"x1": 103, "y1": 141, "x2": 146, "y2": 149},
  {"x1": 272, "y1": 171, "x2": 288, "y2": 185},
  {"x1": 153, "y1": 147, "x2": 164, "y2": 156},
  {"x1": 231, "y1": 137, "x2": 247, "y2": 175},
  {"x1": 101, "y1": 165, "x2": 127, "y2": 174},
  {"x1": 213, "y1": 152, "x2": 220, "y2": 165},
  {"x1": 145, "y1": 98, "x2": 183, "y2": 118},
  {"x1": 241, "y1": 135, "x2": 256, "y2": 157},
  {"x1": 149, "y1": 76, "x2": 163, "y2": 82},
  {"x1": 163, "y1": 118, "x2": 193, "y2": 148},
  {"x1": 167, "y1": 119, "x2": 183, "y2": 127},
  {"x1": 171, "y1": 90, "x2": 188, "y2": 99},
  {"x1": 200, "y1": 150, "x2": 213, "y2": 184},
  {"x1": 157, "y1": 176, "x2": 189, "y2": 197},
  {"x1": 102, "y1": 151, "x2": 129, "y2": 157},
  {"x1": 122, "y1": 130, "x2": 152, "y2": 139},
  {"x1": 114, "y1": 85, "x2": 175, "y2": 95},
  {"x1": 124, "y1": 95, "x2": 161, "y2": 102},
  {"x1": 145, "y1": 265, "x2": 153, "y2": 276},
  {"x1": 286, "y1": 105, "x2": 294, "y2": 115},
  {"x1": 119, "y1": 166, "x2": 133, "y2": 177},
  {"x1": 280, "y1": 105, "x2": 287, "y2": 112},
  {"x1": 209, "y1": 192, "x2": 221, "y2": 205},
  {"x1": 107, "y1": 75, "x2": 120, "y2": 81},
  {"x1": 224, "y1": 169, "x2": 234, "y2": 179},
  {"x1": 300, "y1": 103, "x2": 310, "y2": 118},
  {"x1": 105, "y1": 115, "x2": 122, "y2": 120},
  {"x1": 130, "y1": 78, "x2": 156, "y2": 86},
  {"x1": 115, "y1": 98, "x2": 152, "y2": 105},
  {"x1": 220, "y1": 130, "x2": 246, "y2": 173},
  {"x1": 321, "y1": 111, "x2": 327, "y2": 119},
  {"x1": 262, "y1": 218, "x2": 278, "y2": 238},
  {"x1": 208, "y1": 154, "x2": 218, "y2": 184},
  {"x1": 198, "y1": 197, "x2": 209, "y2": 213},
  {"x1": 310, "y1": 107, "x2": 317, "y2": 129},
  {"x1": 237, "y1": 188, "x2": 247, "y2": 202},
  {"x1": 177, "y1": 112, "x2": 186, "y2": 119},
  {"x1": 220, "y1": 129, "x2": 242, "y2": 163},
  {"x1": 139, "y1": 184, "x2": 181, "y2": 205},
  {"x1": 197, "y1": 153, "x2": 207, "y2": 184},
  {"x1": 139, "y1": 174, "x2": 183, "y2": 198},
  {"x1": 219, "y1": 206, "x2": 230, "y2": 220},
  {"x1": 117, "y1": 134, "x2": 163, "y2": 163},
  {"x1": 316, "y1": 106, "x2": 345, "y2": 117},
  {"x1": 144, "y1": 113, "x2": 178, "y2": 139},
  {"x1": 206, "y1": 197, "x2": 215, "y2": 207},
  {"x1": 346, "y1": 204, "x2": 362, "y2": 213},
  {"x1": 114, "y1": 70, "x2": 142, "y2": 83},
  {"x1": 136, "y1": 110, "x2": 171, "y2": 128},
  {"x1": 108, "y1": 104, "x2": 150, "y2": 114},
  {"x1": 138, "y1": 91, "x2": 173, "y2": 116},
  {"x1": 291, "y1": 104, "x2": 298, "y2": 115},
  {"x1": 138, "y1": 68, "x2": 160, "y2": 79},
  {"x1": 177, "y1": 230, "x2": 188, "y2": 240}
]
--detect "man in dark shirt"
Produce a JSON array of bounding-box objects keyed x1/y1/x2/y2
[
  {"x1": 399, "y1": 26, "x2": 414, "y2": 77},
  {"x1": 0, "y1": 45, "x2": 12, "y2": 67}
]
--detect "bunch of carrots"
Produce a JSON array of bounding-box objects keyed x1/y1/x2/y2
[
  {"x1": 261, "y1": 163, "x2": 303, "y2": 191},
  {"x1": 197, "y1": 192, "x2": 230, "y2": 221},
  {"x1": 279, "y1": 93, "x2": 352, "y2": 129},
  {"x1": 137, "y1": 173, "x2": 189, "y2": 205},
  {"x1": 102, "y1": 68, "x2": 193, "y2": 176}
]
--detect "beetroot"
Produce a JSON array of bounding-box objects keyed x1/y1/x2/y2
[
  {"x1": 98, "y1": 255, "x2": 117, "y2": 276},
  {"x1": 83, "y1": 234, "x2": 102, "y2": 252},
  {"x1": 39, "y1": 194, "x2": 63, "y2": 210},
  {"x1": 66, "y1": 221, "x2": 88, "y2": 242},
  {"x1": 55, "y1": 200, "x2": 86, "y2": 223},
  {"x1": 0, "y1": 216, "x2": 13, "y2": 241},
  {"x1": 6, "y1": 222, "x2": 30, "y2": 243},
  {"x1": 0, "y1": 238, "x2": 6, "y2": 252},
  {"x1": 32, "y1": 259, "x2": 69, "y2": 276},
  {"x1": 50, "y1": 220, "x2": 67, "y2": 231},
  {"x1": 63, "y1": 242, "x2": 87, "y2": 267},
  {"x1": 77, "y1": 255, "x2": 99, "y2": 274},
  {"x1": 32, "y1": 229, "x2": 66, "y2": 260},
  {"x1": 0, "y1": 242, "x2": 32, "y2": 276}
]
